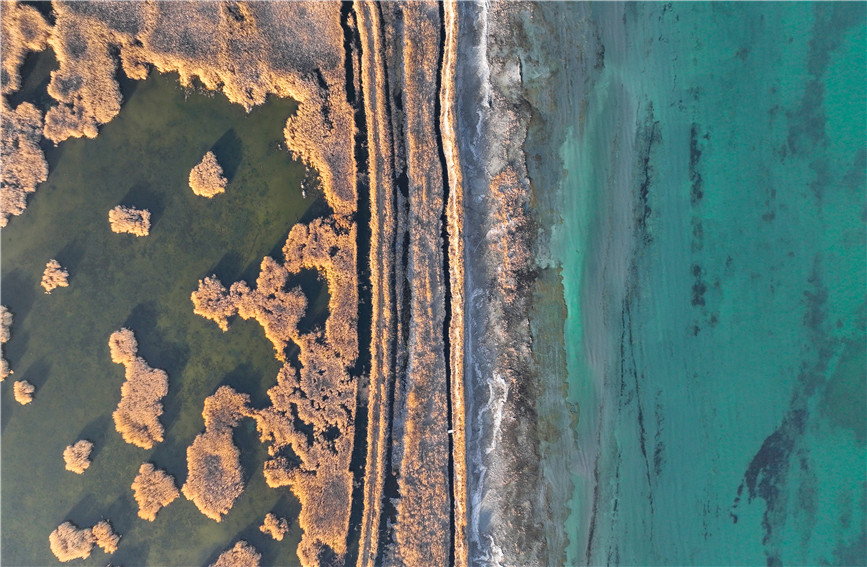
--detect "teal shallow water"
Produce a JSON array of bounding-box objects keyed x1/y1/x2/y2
[
  {"x1": 553, "y1": 3, "x2": 866, "y2": 565},
  {"x1": 2, "y1": 65, "x2": 327, "y2": 566}
]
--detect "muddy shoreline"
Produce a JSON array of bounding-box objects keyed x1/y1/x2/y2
[{"x1": 455, "y1": 2, "x2": 581, "y2": 565}]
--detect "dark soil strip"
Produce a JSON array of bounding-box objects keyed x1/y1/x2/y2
[
  {"x1": 341, "y1": 2, "x2": 374, "y2": 565},
  {"x1": 435, "y1": 4, "x2": 457, "y2": 566}
]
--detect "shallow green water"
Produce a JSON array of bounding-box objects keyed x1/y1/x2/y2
[
  {"x1": 2, "y1": 62, "x2": 327, "y2": 566},
  {"x1": 552, "y1": 3, "x2": 865, "y2": 565}
]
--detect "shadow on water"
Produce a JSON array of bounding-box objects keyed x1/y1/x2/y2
[
  {"x1": 298, "y1": 194, "x2": 332, "y2": 226},
  {"x1": 22, "y1": 357, "x2": 51, "y2": 390},
  {"x1": 20, "y1": 1, "x2": 55, "y2": 24},
  {"x1": 211, "y1": 250, "x2": 247, "y2": 286},
  {"x1": 6, "y1": 50, "x2": 54, "y2": 110},
  {"x1": 201, "y1": 492, "x2": 303, "y2": 567},
  {"x1": 103, "y1": 491, "x2": 150, "y2": 566},
  {"x1": 123, "y1": 302, "x2": 190, "y2": 432},
  {"x1": 148, "y1": 425, "x2": 192, "y2": 483},
  {"x1": 114, "y1": 540, "x2": 150, "y2": 567},
  {"x1": 237, "y1": 233, "x2": 288, "y2": 285},
  {"x1": 219, "y1": 363, "x2": 269, "y2": 409},
  {"x1": 75, "y1": 414, "x2": 113, "y2": 464},
  {"x1": 211, "y1": 129, "x2": 244, "y2": 183},
  {"x1": 65, "y1": 493, "x2": 101, "y2": 528},
  {"x1": 116, "y1": 61, "x2": 140, "y2": 103},
  {"x1": 241, "y1": 254, "x2": 268, "y2": 286},
  {"x1": 40, "y1": 137, "x2": 66, "y2": 172},
  {"x1": 289, "y1": 268, "x2": 330, "y2": 335},
  {"x1": 123, "y1": 303, "x2": 190, "y2": 375},
  {"x1": 225, "y1": 236, "x2": 291, "y2": 288},
  {"x1": 1, "y1": 389, "x2": 17, "y2": 432},
  {"x1": 235, "y1": 419, "x2": 264, "y2": 487},
  {"x1": 55, "y1": 238, "x2": 87, "y2": 280},
  {"x1": 121, "y1": 184, "x2": 166, "y2": 228},
  {"x1": 0, "y1": 269, "x2": 37, "y2": 330}
]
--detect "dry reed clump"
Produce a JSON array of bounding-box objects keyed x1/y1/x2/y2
[
  {"x1": 108, "y1": 327, "x2": 137, "y2": 364},
  {"x1": 131, "y1": 462, "x2": 179, "y2": 521},
  {"x1": 192, "y1": 258, "x2": 307, "y2": 361},
  {"x1": 193, "y1": 217, "x2": 359, "y2": 564},
  {"x1": 91, "y1": 520, "x2": 120, "y2": 554},
  {"x1": 13, "y1": 379, "x2": 35, "y2": 405},
  {"x1": 108, "y1": 205, "x2": 151, "y2": 236},
  {"x1": 182, "y1": 428, "x2": 244, "y2": 523},
  {"x1": 1, "y1": 4, "x2": 50, "y2": 228},
  {"x1": 183, "y1": 386, "x2": 251, "y2": 522},
  {"x1": 189, "y1": 151, "x2": 227, "y2": 198},
  {"x1": 41, "y1": 259, "x2": 70, "y2": 294},
  {"x1": 108, "y1": 328, "x2": 168, "y2": 449},
  {"x1": 1, "y1": 102, "x2": 49, "y2": 228},
  {"x1": 63, "y1": 440, "x2": 94, "y2": 474},
  {"x1": 0, "y1": 305, "x2": 11, "y2": 344},
  {"x1": 1, "y1": 305, "x2": 12, "y2": 381},
  {"x1": 282, "y1": 217, "x2": 358, "y2": 361},
  {"x1": 202, "y1": 385, "x2": 251, "y2": 430},
  {"x1": 232, "y1": 261, "x2": 308, "y2": 362},
  {"x1": 1, "y1": 2, "x2": 50, "y2": 97},
  {"x1": 259, "y1": 513, "x2": 289, "y2": 541},
  {"x1": 41, "y1": 2, "x2": 354, "y2": 215},
  {"x1": 113, "y1": 358, "x2": 168, "y2": 448},
  {"x1": 43, "y1": 2, "x2": 124, "y2": 142},
  {"x1": 210, "y1": 540, "x2": 261, "y2": 567},
  {"x1": 190, "y1": 276, "x2": 242, "y2": 332},
  {"x1": 48, "y1": 519, "x2": 120, "y2": 562},
  {"x1": 49, "y1": 522, "x2": 94, "y2": 562}
]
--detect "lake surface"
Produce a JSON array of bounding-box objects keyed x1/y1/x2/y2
[
  {"x1": 550, "y1": 3, "x2": 865, "y2": 565},
  {"x1": 2, "y1": 56, "x2": 329, "y2": 566}
]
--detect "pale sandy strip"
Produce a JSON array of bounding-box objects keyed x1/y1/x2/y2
[{"x1": 440, "y1": 2, "x2": 468, "y2": 565}]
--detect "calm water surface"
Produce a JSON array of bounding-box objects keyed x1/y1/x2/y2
[
  {"x1": 551, "y1": 2, "x2": 865, "y2": 565},
  {"x1": 2, "y1": 58, "x2": 327, "y2": 566}
]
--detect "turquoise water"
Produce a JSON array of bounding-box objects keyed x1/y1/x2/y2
[
  {"x1": 2, "y1": 62, "x2": 328, "y2": 566},
  {"x1": 554, "y1": 3, "x2": 866, "y2": 565}
]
